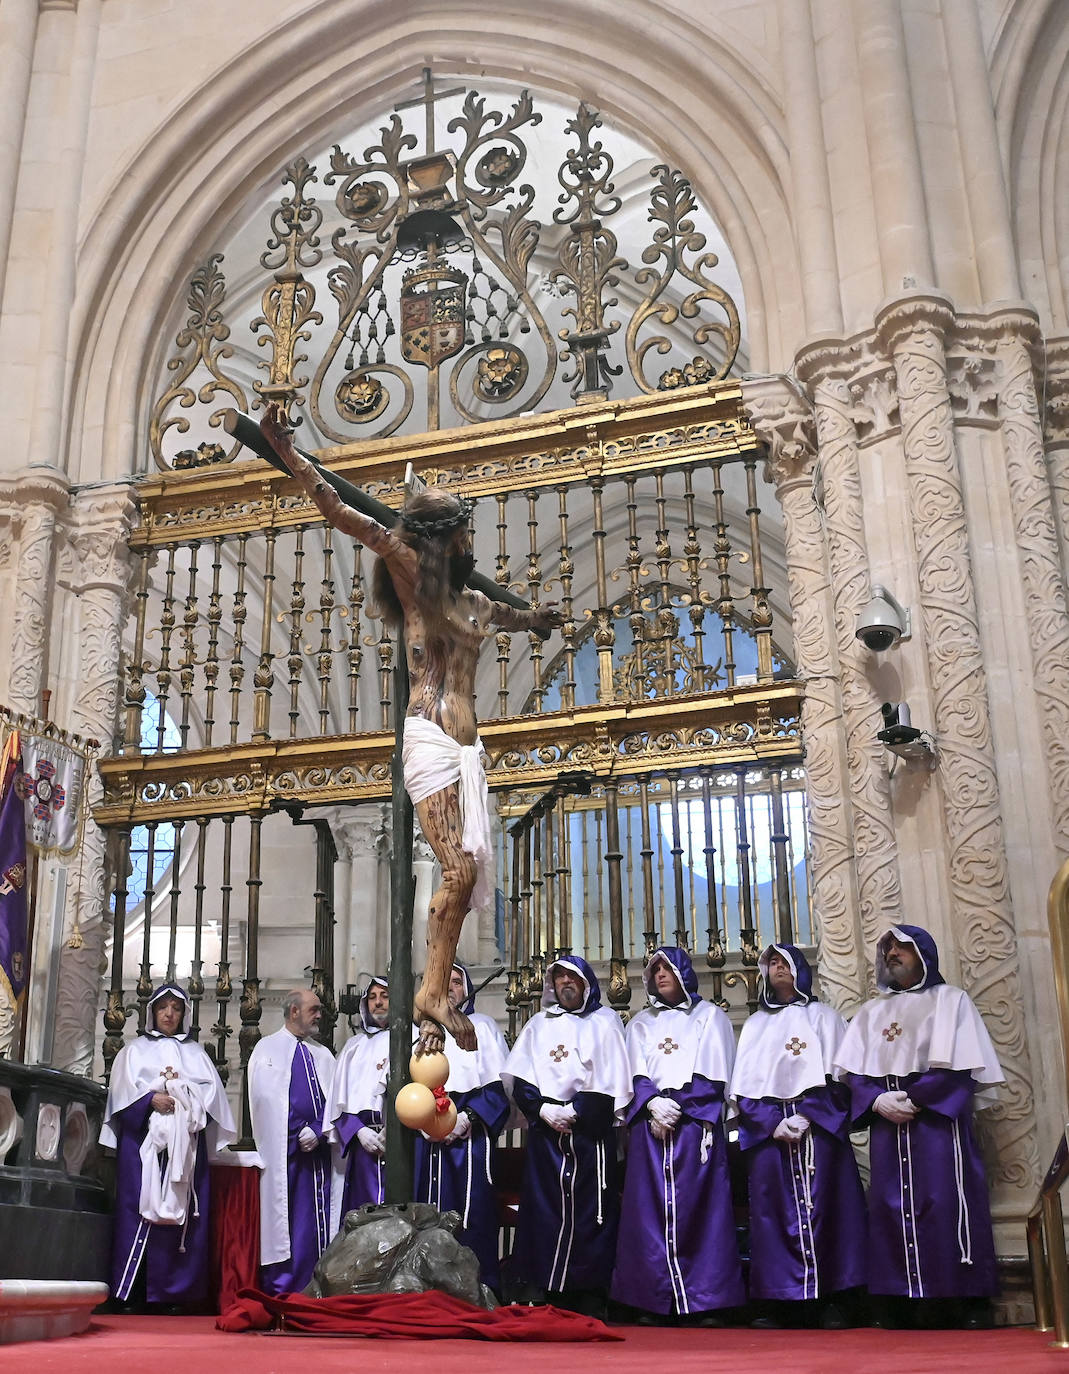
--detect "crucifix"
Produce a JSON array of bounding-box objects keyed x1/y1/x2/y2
[
  {"x1": 225, "y1": 407, "x2": 560, "y2": 1202},
  {"x1": 394, "y1": 66, "x2": 466, "y2": 156}
]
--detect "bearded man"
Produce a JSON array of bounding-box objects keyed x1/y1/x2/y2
[
  {"x1": 249, "y1": 987, "x2": 341, "y2": 1294},
  {"x1": 834, "y1": 926, "x2": 1003, "y2": 1327},
  {"x1": 502, "y1": 956, "x2": 631, "y2": 1309},
  {"x1": 611, "y1": 946, "x2": 743, "y2": 1324},
  {"x1": 260, "y1": 403, "x2": 561, "y2": 1054},
  {"x1": 730, "y1": 944, "x2": 865, "y2": 1327},
  {"x1": 414, "y1": 963, "x2": 510, "y2": 1290},
  {"x1": 322, "y1": 977, "x2": 402, "y2": 1213},
  {"x1": 102, "y1": 984, "x2": 235, "y2": 1310}
]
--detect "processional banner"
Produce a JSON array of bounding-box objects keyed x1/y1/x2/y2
[{"x1": 0, "y1": 710, "x2": 90, "y2": 857}]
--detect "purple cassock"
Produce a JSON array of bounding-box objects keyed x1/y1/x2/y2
[
  {"x1": 414, "y1": 965, "x2": 511, "y2": 1290},
  {"x1": 730, "y1": 944, "x2": 866, "y2": 1303},
  {"x1": 502, "y1": 957, "x2": 632, "y2": 1296},
  {"x1": 611, "y1": 946, "x2": 744, "y2": 1317},
  {"x1": 101, "y1": 984, "x2": 235, "y2": 1305},
  {"x1": 248, "y1": 1023, "x2": 338, "y2": 1295},
  {"x1": 322, "y1": 979, "x2": 394, "y2": 1215},
  {"x1": 835, "y1": 925, "x2": 1004, "y2": 1299}
]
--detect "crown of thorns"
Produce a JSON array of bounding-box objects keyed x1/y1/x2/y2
[{"x1": 399, "y1": 497, "x2": 473, "y2": 540}]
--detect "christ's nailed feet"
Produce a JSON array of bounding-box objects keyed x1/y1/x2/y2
[{"x1": 414, "y1": 995, "x2": 478, "y2": 1054}]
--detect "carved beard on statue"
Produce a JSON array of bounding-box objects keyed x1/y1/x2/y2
[{"x1": 450, "y1": 551, "x2": 475, "y2": 591}]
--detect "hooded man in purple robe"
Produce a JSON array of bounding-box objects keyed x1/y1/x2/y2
[
  {"x1": 835, "y1": 926, "x2": 1003, "y2": 1328},
  {"x1": 322, "y1": 976, "x2": 414, "y2": 1214},
  {"x1": 611, "y1": 946, "x2": 743, "y2": 1324},
  {"x1": 249, "y1": 987, "x2": 341, "y2": 1295},
  {"x1": 414, "y1": 964, "x2": 510, "y2": 1291},
  {"x1": 101, "y1": 984, "x2": 235, "y2": 1309},
  {"x1": 730, "y1": 944, "x2": 866, "y2": 1328},
  {"x1": 502, "y1": 956, "x2": 631, "y2": 1311}
]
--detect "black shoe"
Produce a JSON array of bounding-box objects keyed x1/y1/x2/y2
[
  {"x1": 819, "y1": 1303, "x2": 848, "y2": 1330},
  {"x1": 751, "y1": 1315, "x2": 781, "y2": 1329}
]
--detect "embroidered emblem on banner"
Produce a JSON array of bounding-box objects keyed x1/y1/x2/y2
[
  {"x1": 785, "y1": 1036, "x2": 807, "y2": 1057},
  {"x1": 658, "y1": 1037, "x2": 679, "y2": 1055},
  {"x1": 549, "y1": 1044, "x2": 569, "y2": 1063},
  {"x1": 882, "y1": 1021, "x2": 903, "y2": 1042},
  {"x1": 0, "y1": 861, "x2": 25, "y2": 898}
]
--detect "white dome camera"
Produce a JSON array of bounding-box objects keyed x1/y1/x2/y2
[{"x1": 855, "y1": 585, "x2": 911, "y2": 652}]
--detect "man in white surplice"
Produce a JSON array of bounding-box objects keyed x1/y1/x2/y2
[{"x1": 249, "y1": 987, "x2": 341, "y2": 1293}]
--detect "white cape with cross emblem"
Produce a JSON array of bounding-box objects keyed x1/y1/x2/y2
[
  {"x1": 833, "y1": 983, "x2": 1003, "y2": 1107},
  {"x1": 731, "y1": 999, "x2": 847, "y2": 1103},
  {"x1": 502, "y1": 1005, "x2": 631, "y2": 1119},
  {"x1": 627, "y1": 999, "x2": 737, "y2": 1096}
]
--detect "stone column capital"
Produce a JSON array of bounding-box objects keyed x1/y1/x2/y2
[
  {"x1": 60, "y1": 483, "x2": 138, "y2": 592},
  {"x1": 874, "y1": 291, "x2": 956, "y2": 357},
  {"x1": 741, "y1": 375, "x2": 817, "y2": 493}
]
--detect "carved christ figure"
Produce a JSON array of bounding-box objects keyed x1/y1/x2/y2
[{"x1": 259, "y1": 404, "x2": 561, "y2": 1053}]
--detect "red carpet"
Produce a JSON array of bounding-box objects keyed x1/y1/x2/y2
[{"x1": 1, "y1": 1316, "x2": 1065, "y2": 1373}]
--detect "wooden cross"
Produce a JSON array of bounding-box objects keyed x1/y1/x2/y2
[
  {"x1": 549, "y1": 1044, "x2": 569, "y2": 1063},
  {"x1": 394, "y1": 66, "x2": 466, "y2": 156}
]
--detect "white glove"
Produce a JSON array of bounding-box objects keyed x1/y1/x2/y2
[
  {"x1": 873, "y1": 1090, "x2": 918, "y2": 1124},
  {"x1": 444, "y1": 1111, "x2": 472, "y2": 1143},
  {"x1": 786, "y1": 1113, "x2": 811, "y2": 1135},
  {"x1": 650, "y1": 1119, "x2": 670, "y2": 1142},
  {"x1": 539, "y1": 1103, "x2": 577, "y2": 1132},
  {"x1": 357, "y1": 1125, "x2": 386, "y2": 1157},
  {"x1": 297, "y1": 1125, "x2": 319, "y2": 1152},
  {"x1": 647, "y1": 1095, "x2": 682, "y2": 1129},
  {"x1": 773, "y1": 1117, "x2": 804, "y2": 1142}
]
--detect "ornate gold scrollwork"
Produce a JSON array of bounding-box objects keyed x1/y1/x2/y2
[
  {"x1": 627, "y1": 165, "x2": 741, "y2": 393},
  {"x1": 149, "y1": 255, "x2": 248, "y2": 470}
]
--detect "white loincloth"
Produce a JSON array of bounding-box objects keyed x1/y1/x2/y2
[{"x1": 402, "y1": 716, "x2": 494, "y2": 916}]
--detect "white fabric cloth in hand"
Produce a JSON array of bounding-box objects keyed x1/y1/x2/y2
[
  {"x1": 699, "y1": 1123, "x2": 713, "y2": 1165},
  {"x1": 138, "y1": 1078, "x2": 207, "y2": 1225},
  {"x1": 357, "y1": 1125, "x2": 386, "y2": 1157},
  {"x1": 297, "y1": 1125, "x2": 319, "y2": 1152},
  {"x1": 650, "y1": 1119, "x2": 670, "y2": 1142},
  {"x1": 773, "y1": 1116, "x2": 805, "y2": 1142},
  {"x1": 647, "y1": 1095, "x2": 682, "y2": 1129},
  {"x1": 873, "y1": 1090, "x2": 918, "y2": 1124},
  {"x1": 785, "y1": 1113, "x2": 811, "y2": 1135},
  {"x1": 539, "y1": 1103, "x2": 577, "y2": 1132}
]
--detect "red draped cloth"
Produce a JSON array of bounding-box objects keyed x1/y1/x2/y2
[
  {"x1": 217, "y1": 1288, "x2": 622, "y2": 1341},
  {"x1": 209, "y1": 1165, "x2": 261, "y2": 1314}
]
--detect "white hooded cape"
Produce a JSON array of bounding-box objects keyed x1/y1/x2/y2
[
  {"x1": 626, "y1": 998, "x2": 737, "y2": 1095},
  {"x1": 248, "y1": 1027, "x2": 343, "y2": 1265},
  {"x1": 502, "y1": 1006, "x2": 632, "y2": 1119},
  {"x1": 834, "y1": 983, "x2": 1004, "y2": 1109},
  {"x1": 730, "y1": 999, "x2": 848, "y2": 1102},
  {"x1": 101, "y1": 1030, "x2": 235, "y2": 1227}
]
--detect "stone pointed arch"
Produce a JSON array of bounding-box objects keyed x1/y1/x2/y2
[{"x1": 66, "y1": 2, "x2": 803, "y2": 483}]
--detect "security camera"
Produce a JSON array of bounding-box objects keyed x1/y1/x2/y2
[
  {"x1": 877, "y1": 701, "x2": 921, "y2": 748},
  {"x1": 877, "y1": 702, "x2": 936, "y2": 771},
  {"x1": 855, "y1": 585, "x2": 911, "y2": 652}
]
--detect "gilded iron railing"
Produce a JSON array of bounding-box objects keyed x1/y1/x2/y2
[
  {"x1": 1029, "y1": 857, "x2": 1069, "y2": 1347},
  {"x1": 96, "y1": 384, "x2": 803, "y2": 1106}
]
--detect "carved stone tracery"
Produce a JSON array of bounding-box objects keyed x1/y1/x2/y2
[
  {"x1": 744, "y1": 377, "x2": 866, "y2": 1011},
  {"x1": 876, "y1": 294, "x2": 1039, "y2": 1192}
]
